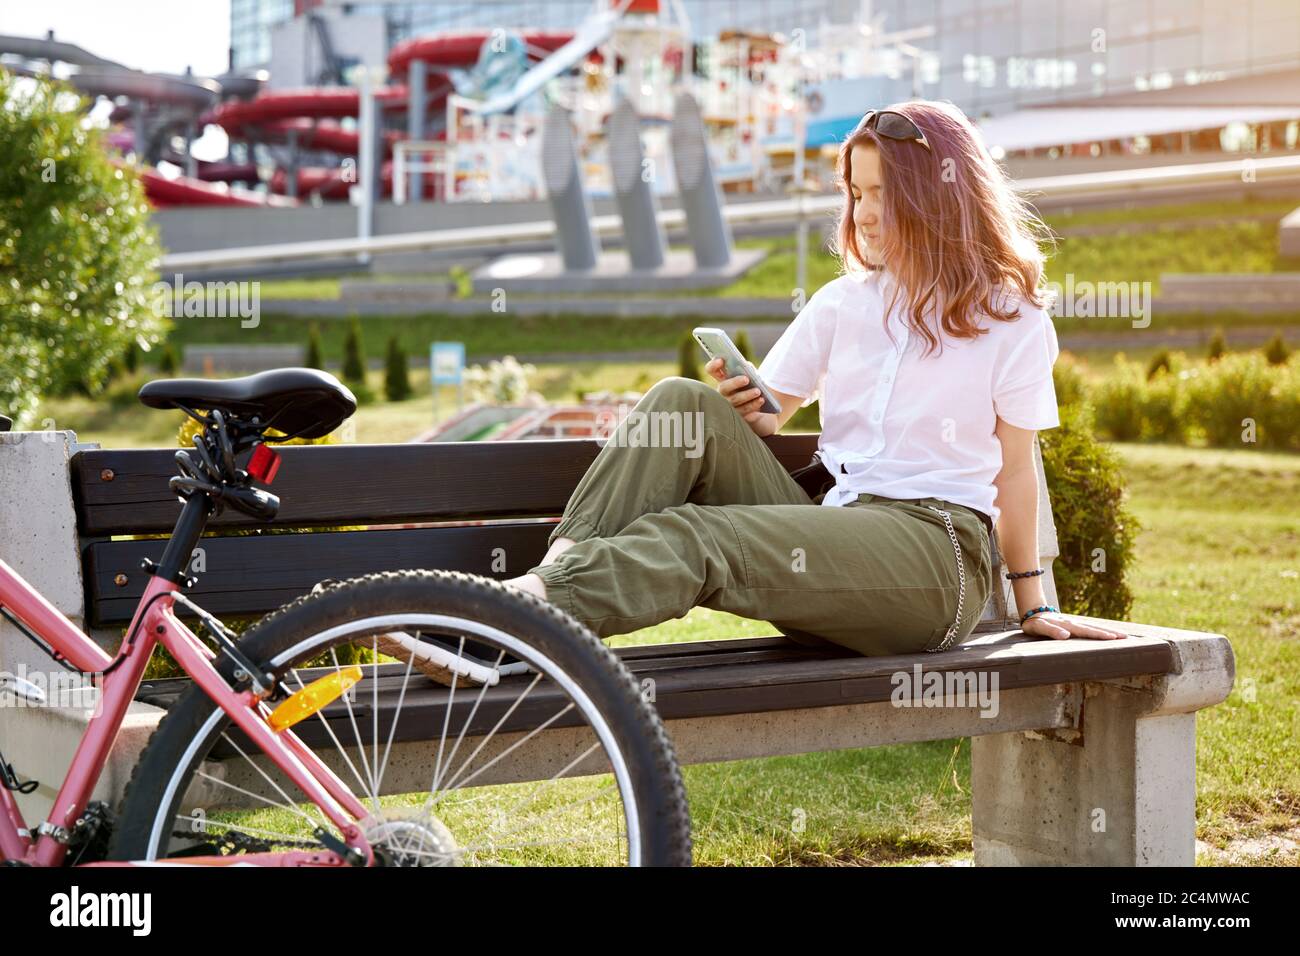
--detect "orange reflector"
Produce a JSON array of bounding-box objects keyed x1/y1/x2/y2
[{"x1": 267, "y1": 665, "x2": 362, "y2": 733}]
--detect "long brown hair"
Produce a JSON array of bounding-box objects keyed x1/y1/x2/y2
[{"x1": 834, "y1": 99, "x2": 1052, "y2": 355}]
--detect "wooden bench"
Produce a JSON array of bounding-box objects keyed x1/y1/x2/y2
[{"x1": 0, "y1": 429, "x2": 1235, "y2": 865}]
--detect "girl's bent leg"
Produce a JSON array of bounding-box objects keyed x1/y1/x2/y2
[
  {"x1": 544, "y1": 376, "x2": 812, "y2": 550},
  {"x1": 533, "y1": 499, "x2": 990, "y2": 656}
]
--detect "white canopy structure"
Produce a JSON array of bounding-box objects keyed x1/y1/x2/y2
[{"x1": 976, "y1": 105, "x2": 1300, "y2": 154}]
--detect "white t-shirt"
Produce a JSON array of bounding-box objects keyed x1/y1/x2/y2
[{"x1": 757, "y1": 269, "x2": 1060, "y2": 522}]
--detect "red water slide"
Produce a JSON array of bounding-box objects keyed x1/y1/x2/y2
[
  {"x1": 205, "y1": 29, "x2": 577, "y2": 199},
  {"x1": 138, "y1": 167, "x2": 297, "y2": 207}
]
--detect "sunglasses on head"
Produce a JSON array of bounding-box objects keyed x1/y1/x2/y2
[{"x1": 857, "y1": 109, "x2": 931, "y2": 152}]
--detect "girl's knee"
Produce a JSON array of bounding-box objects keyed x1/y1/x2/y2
[{"x1": 643, "y1": 376, "x2": 729, "y2": 412}]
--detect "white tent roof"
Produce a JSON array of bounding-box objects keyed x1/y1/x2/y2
[{"x1": 976, "y1": 105, "x2": 1300, "y2": 153}]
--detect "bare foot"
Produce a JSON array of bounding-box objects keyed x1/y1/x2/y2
[
  {"x1": 539, "y1": 536, "x2": 577, "y2": 567},
  {"x1": 502, "y1": 572, "x2": 548, "y2": 601}
]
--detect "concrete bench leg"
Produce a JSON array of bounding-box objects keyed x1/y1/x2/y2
[{"x1": 971, "y1": 629, "x2": 1234, "y2": 866}]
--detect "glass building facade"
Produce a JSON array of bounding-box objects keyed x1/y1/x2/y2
[
  {"x1": 229, "y1": 0, "x2": 1300, "y2": 117},
  {"x1": 229, "y1": 0, "x2": 294, "y2": 72}
]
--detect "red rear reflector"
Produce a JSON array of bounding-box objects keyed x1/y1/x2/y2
[{"x1": 248, "y1": 444, "x2": 281, "y2": 484}]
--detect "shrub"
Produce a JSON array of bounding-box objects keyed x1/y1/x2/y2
[
  {"x1": 384, "y1": 335, "x2": 411, "y2": 401},
  {"x1": 448, "y1": 264, "x2": 472, "y2": 299},
  {"x1": 342, "y1": 316, "x2": 365, "y2": 382},
  {"x1": 787, "y1": 400, "x2": 820, "y2": 432},
  {"x1": 341, "y1": 315, "x2": 373, "y2": 402},
  {"x1": 464, "y1": 355, "x2": 535, "y2": 404},
  {"x1": 306, "y1": 322, "x2": 323, "y2": 369},
  {"x1": 1091, "y1": 357, "x2": 1144, "y2": 441},
  {"x1": 1140, "y1": 367, "x2": 1187, "y2": 443},
  {"x1": 1051, "y1": 351, "x2": 1088, "y2": 407},
  {"x1": 1263, "y1": 334, "x2": 1291, "y2": 366},
  {"x1": 1145, "y1": 349, "x2": 1171, "y2": 380},
  {"x1": 734, "y1": 329, "x2": 754, "y2": 361},
  {"x1": 1039, "y1": 401, "x2": 1138, "y2": 620},
  {"x1": 677, "y1": 330, "x2": 701, "y2": 380},
  {"x1": 0, "y1": 71, "x2": 166, "y2": 426},
  {"x1": 1183, "y1": 352, "x2": 1285, "y2": 449},
  {"x1": 158, "y1": 344, "x2": 179, "y2": 376},
  {"x1": 1257, "y1": 360, "x2": 1300, "y2": 452},
  {"x1": 1206, "y1": 328, "x2": 1226, "y2": 363}
]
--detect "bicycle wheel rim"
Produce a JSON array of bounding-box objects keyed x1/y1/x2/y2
[{"x1": 143, "y1": 612, "x2": 646, "y2": 865}]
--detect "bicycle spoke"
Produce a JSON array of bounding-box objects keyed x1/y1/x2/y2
[
  {"x1": 485, "y1": 739, "x2": 606, "y2": 829},
  {"x1": 432, "y1": 698, "x2": 576, "y2": 803},
  {"x1": 286, "y1": 666, "x2": 373, "y2": 802},
  {"x1": 374, "y1": 634, "x2": 419, "y2": 796},
  {"x1": 207, "y1": 737, "x2": 327, "y2": 832},
  {"x1": 426, "y1": 668, "x2": 547, "y2": 806},
  {"x1": 429, "y1": 640, "x2": 512, "y2": 796},
  {"x1": 457, "y1": 780, "x2": 620, "y2": 857},
  {"x1": 428, "y1": 635, "x2": 468, "y2": 798},
  {"x1": 329, "y1": 645, "x2": 380, "y2": 810}
]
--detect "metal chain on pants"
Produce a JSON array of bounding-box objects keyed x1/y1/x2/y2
[{"x1": 926, "y1": 506, "x2": 966, "y2": 653}]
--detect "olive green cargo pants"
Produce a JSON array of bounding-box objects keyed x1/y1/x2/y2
[{"x1": 527, "y1": 377, "x2": 992, "y2": 656}]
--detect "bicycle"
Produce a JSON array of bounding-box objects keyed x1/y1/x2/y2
[{"x1": 0, "y1": 368, "x2": 691, "y2": 866}]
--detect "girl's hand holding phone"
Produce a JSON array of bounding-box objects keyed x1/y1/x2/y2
[{"x1": 705, "y1": 358, "x2": 779, "y2": 437}]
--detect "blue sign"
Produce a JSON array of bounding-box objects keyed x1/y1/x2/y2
[{"x1": 430, "y1": 342, "x2": 465, "y2": 385}]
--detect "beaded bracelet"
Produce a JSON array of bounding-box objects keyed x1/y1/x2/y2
[
  {"x1": 1005, "y1": 568, "x2": 1045, "y2": 580},
  {"x1": 1020, "y1": 605, "x2": 1059, "y2": 625}
]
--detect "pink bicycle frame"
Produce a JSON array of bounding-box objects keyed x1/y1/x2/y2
[{"x1": 0, "y1": 556, "x2": 375, "y2": 867}]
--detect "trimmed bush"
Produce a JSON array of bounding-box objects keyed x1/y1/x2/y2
[
  {"x1": 1052, "y1": 351, "x2": 1087, "y2": 407},
  {"x1": 1091, "y1": 357, "x2": 1144, "y2": 441},
  {"x1": 158, "y1": 344, "x2": 179, "y2": 376},
  {"x1": 1140, "y1": 367, "x2": 1187, "y2": 443},
  {"x1": 1206, "y1": 328, "x2": 1226, "y2": 363},
  {"x1": 787, "y1": 400, "x2": 820, "y2": 432},
  {"x1": 1145, "y1": 349, "x2": 1171, "y2": 380},
  {"x1": 1039, "y1": 401, "x2": 1138, "y2": 620},
  {"x1": 1184, "y1": 352, "x2": 1299, "y2": 451},
  {"x1": 677, "y1": 330, "x2": 701, "y2": 380},
  {"x1": 341, "y1": 315, "x2": 373, "y2": 402},
  {"x1": 1263, "y1": 334, "x2": 1291, "y2": 366},
  {"x1": 384, "y1": 335, "x2": 412, "y2": 401},
  {"x1": 1258, "y1": 360, "x2": 1300, "y2": 452},
  {"x1": 734, "y1": 329, "x2": 754, "y2": 362},
  {"x1": 306, "y1": 323, "x2": 323, "y2": 370},
  {"x1": 342, "y1": 316, "x2": 365, "y2": 381}
]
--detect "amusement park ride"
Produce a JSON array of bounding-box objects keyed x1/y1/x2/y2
[{"x1": 0, "y1": 0, "x2": 934, "y2": 209}]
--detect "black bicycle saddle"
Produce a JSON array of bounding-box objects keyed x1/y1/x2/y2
[{"x1": 138, "y1": 367, "x2": 357, "y2": 440}]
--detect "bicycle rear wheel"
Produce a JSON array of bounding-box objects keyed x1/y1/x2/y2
[{"x1": 109, "y1": 571, "x2": 692, "y2": 866}]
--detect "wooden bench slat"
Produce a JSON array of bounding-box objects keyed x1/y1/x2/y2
[
  {"x1": 84, "y1": 522, "x2": 555, "y2": 626},
  {"x1": 133, "y1": 635, "x2": 1176, "y2": 757},
  {"x1": 71, "y1": 435, "x2": 822, "y2": 535}
]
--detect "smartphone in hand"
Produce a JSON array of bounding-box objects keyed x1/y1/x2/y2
[{"x1": 692, "y1": 327, "x2": 783, "y2": 415}]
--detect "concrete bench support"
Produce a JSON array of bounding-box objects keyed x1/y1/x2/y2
[{"x1": 971, "y1": 624, "x2": 1233, "y2": 866}]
